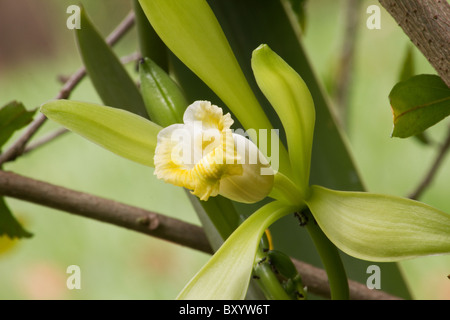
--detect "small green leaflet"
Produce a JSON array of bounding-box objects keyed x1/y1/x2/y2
[
  {"x1": 0, "y1": 197, "x2": 32, "y2": 239},
  {"x1": 0, "y1": 101, "x2": 36, "y2": 147},
  {"x1": 397, "y1": 46, "x2": 430, "y2": 145},
  {"x1": 0, "y1": 101, "x2": 34, "y2": 238},
  {"x1": 390, "y1": 74, "x2": 450, "y2": 138}
]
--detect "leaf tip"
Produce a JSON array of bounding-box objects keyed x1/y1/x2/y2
[
  {"x1": 39, "y1": 100, "x2": 58, "y2": 116},
  {"x1": 251, "y1": 44, "x2": 271, "y2": 60}
]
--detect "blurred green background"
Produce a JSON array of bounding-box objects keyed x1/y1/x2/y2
[{"x1": 0, "y1": 0, "x2": 449, "y2": 299}]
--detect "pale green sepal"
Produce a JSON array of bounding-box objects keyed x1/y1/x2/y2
[
  {"x1": 270, "y1": 171, "x2": 305, "y2": 207},
  {"x1": 306, "y1": 185, "x2": 450, "y2": 262},
  {"x1": 252, "y1": 44, "x2": 315, "y2": 191},
  {"x1": 177, "y1": 201, "x2": 295, "y2": 300},
  {"x1": 41, "y1": 100, "x2": 162, "y2": 167}
]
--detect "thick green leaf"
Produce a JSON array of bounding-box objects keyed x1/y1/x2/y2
[
  {"x1": 40, "y1": 100, "x2": 161, "y2": 167},
  {"x1": 132, "y1": 0, "x2": 168, "y2": 71},
  {"x1": 390, "y1": 74, "x2": 450, "y2": 138},
  {"x1": 139, "y1": 58, "x2": 187, "y2": 127},
  {"x1": 0, "y1": 101, "x2": 36, "y2": 147},
  {"x1": 177, "y1": 201, "x2": 295, "y2": 299},
  {"x1": 0, "y1": 197, "x2": 32, "y2": 239},
  {"x1": 252, "y1": 44, "x2": 315, "y2": 192},
  {"x1": 286, "y1": 0, "x2": 308, "y2": 32},
  {"x1": 76, "y1": 7, "x2": 148, "y2": 118},
  {"x1": 306, "y1": 185, "x2": 450, "y2": 262}
]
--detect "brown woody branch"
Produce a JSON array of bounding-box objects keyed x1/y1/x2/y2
[
  {"x1": 0, "y1": 170, "x2": 212, "y2": 254},
  {"x1": 0, "y1": 170, "x2": 402, "y2": 300},
  {"x1": 291, "y1": 259, "x2": 401, "y2": 300},
  {"x1": 379, "y1": 0, "x2": 450, "y2": 87}
]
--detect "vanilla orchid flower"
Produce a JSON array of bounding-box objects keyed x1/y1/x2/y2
[{"x1": 154, "y1": 100, "x2": 274, "y2": 203}]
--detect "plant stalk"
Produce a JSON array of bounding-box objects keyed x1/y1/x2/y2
[
  {"x1": 301, "y1": 209, "x2": 349, "y2": 300},
  {"x1": 253, "y1": 249, "x2": 292, "y2": 300}
]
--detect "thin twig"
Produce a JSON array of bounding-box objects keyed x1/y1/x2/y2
[
  {"x1": 0, "y1": 11, "x2": 136, "y2": 166},
  {"x1": 409, "y1": 125, "x2": 450, "y2": 200},
  {"x1": 22, "y1": 128, "x2": 69, "y2": 155},
  {"x1": 105, "y1": 11, "x2": 135, "y2": 46},
  {"x1": 333, "y1": 0, "x2": 361, "y2": 128},
  {"x1": 0, "y1": 169, "x2": 403, "y2": 300}
]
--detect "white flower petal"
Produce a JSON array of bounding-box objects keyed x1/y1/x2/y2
[
  {"x1": 220, "y1": 134, "x2": 274, "y2": 203},
  {"x1": 154, "y1": 101, "x2": 274, "y2": 203}
]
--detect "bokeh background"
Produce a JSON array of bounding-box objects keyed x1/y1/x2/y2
[{"x1": 0, "y1": 0, "x2": 449, "y2": 299}]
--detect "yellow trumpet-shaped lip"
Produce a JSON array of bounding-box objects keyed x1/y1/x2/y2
[{"x1": 154, "y1": 101, "x2": 273, "y2": 203}]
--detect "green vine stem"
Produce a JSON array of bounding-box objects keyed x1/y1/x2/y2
[
  {"x1": 300, "y1": 209, "x2": 350, "y2": 300},
  {"x1": 253, "y1": 248, "x2": 292, "y2": 300},
  {"x1": 270, "y1": 171, "x2": 306, "y2": 206}
]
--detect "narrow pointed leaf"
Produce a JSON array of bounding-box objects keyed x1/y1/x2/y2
[
  {"x1": 390, "y1": 74, "x2": 450, "y2": 138},
  {"x1": 76, "y1": 7, "x2": 148, "y2": 118},
  {"x1": 139, "y1": 57, "x2": 187, "y2": 127},
  {"x1": 0, "y1": 197, "x2": 32, "y2": 239},
  {"x1": 397, "y1": 46, "x2": 431, "y2": 145},
  {"x1": 177, "y1": 201, "x2": 295, "y2": 299},
  {"x1": 252, "y1": 44, "x2": 315, "y2": 191},
  {"x1": 0, "y1": 101, "x2": 36, "y2": 147},
  {"x1": 306, "y1": 185, "x2": 450, "y2": 262},
  {"x1": 41, "y1": 100, "x2": 161, "y2": 167}
]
